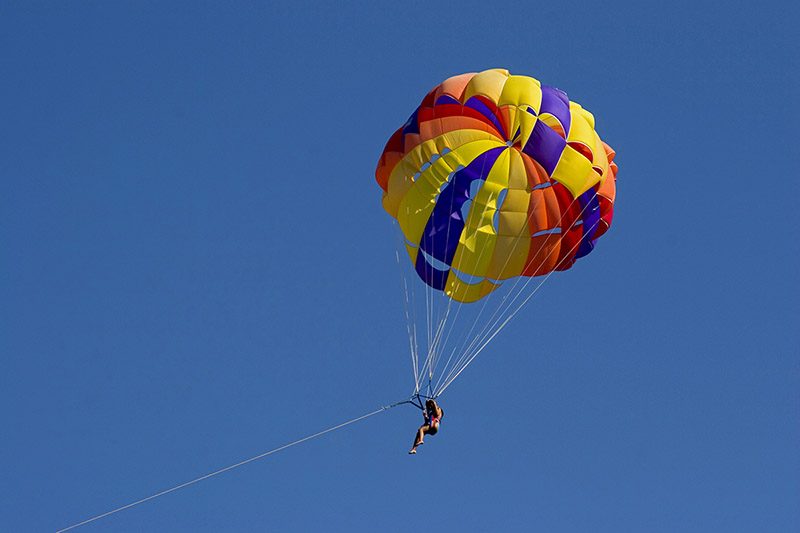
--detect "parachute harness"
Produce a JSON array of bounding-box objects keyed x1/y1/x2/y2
[{"x1": 407, "y1": 392, "x2": 437, "y2": 411}]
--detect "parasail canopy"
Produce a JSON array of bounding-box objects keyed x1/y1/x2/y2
[{"x1": 376, "y1": 68, "x2": 618, "y2": 398}]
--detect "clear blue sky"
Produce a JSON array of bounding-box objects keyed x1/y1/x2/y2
[{"x1": 2, "y1": 1, "x2": 798, "y2": 531}]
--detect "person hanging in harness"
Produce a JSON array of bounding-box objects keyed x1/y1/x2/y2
[{"x1": 409, "y1": 399, "x2": 444, "y2": 454}]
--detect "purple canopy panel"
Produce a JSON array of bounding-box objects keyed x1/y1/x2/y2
[
  {"x1": 575, "y1": 190, "x2": 601, "y2": 258},
  {"x1": 415, "y1": 251, "x2": 450, "y2": 290},
  {"x1": 435, "y1": 94, "x2": 462, "y2": 106},
  {"x1": 521, "y1": 120, "x2": 566, "y2": 176},
  {"x1": 465, "y1": 96, "x2": 507, "y2": 139},
  {"x1": 540, "y1": 85, "x2": 572, "y2": 135},
  {"x1": 419, "y1": 146, "x2": 507, "y2": 267}
]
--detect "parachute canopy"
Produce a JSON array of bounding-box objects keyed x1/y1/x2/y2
[{"x1": 376, "y1": 69, "x2": 618, "y2": 304}]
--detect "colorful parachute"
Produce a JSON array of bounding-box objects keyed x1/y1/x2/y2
[{"x1": 376, "y1": 68, "x2": 618, "y2": 304}]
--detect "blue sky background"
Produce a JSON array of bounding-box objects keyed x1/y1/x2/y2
[{"x1": 2, "y1": 1, "x2": 798, "y2": 531}]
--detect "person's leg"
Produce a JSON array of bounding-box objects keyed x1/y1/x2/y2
[
  {"x1": 414, "y1": 424, "x2": 428, "y2": 448},
  {"x1": 410, "y1": 425, "x2": 429, "y2": 452},
  {"x1": 416, "y1": 425, "x2": 430, "y2": 446}
]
